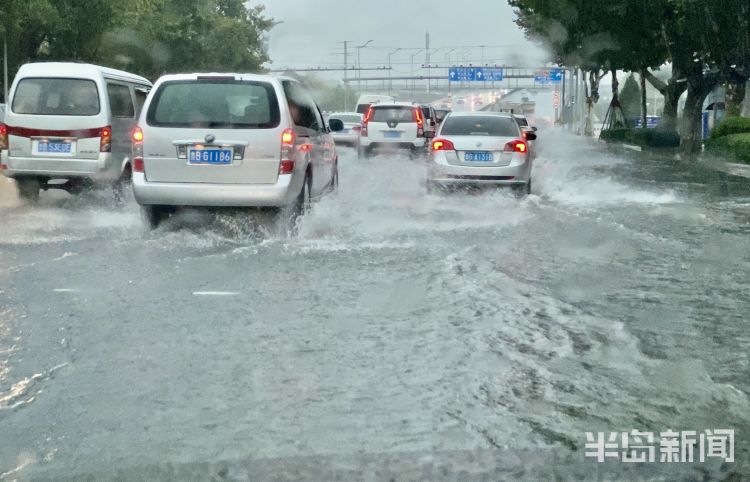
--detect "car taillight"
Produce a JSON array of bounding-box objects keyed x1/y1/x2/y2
[
  {"x1": 100, "y1": 126, "x2": 112, "y2": 152},
  {"x1": 414, "y1": 108, "x2": 424, "y2": 137},
  {"x1": 0, "y1": 123, "x2": 8, "y2": 150},
  {"x1": 504, "y1": 140, "x2": 527, "y2": 153},
  {"x1": 133, "y1": 158, "x2": 145, "y2": 173},
  {"x1": 432, "y1": 139, "x2": 455, "y2": 151},
  {"x1": 362, "y1": 107, "x2": 374, "y2": 137},
  {"x1": 132, "y1": 126, "x2": 144, "y2": 143},
  {"x1": 280, "y1": 128, "x2": 295, "y2": 174}
]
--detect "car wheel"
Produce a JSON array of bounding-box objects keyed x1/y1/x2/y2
[
  {"x1": 141, "y1": 205, "x2": 169, "y2": 229},
  {"x1": 16, "y1": 177, "x2": 41, "y2": 203}
]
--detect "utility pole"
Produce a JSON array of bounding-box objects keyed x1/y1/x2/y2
[
  {"x1": 388, "y1": 48, "x2": 402, "y2": 97},
  {"x1": 356, "y1": 40, "x2": 373, "y2": 94},
  {"x1": 424, "y1": 32, "x2": 430, "y2": 93},
  {"x1": 343, "y1": 41, "x2": 349, "y2": 111},
  {"x1": 3, "y1": 29, "x2": 7, "y2": 103},
  {"x1": 410, "y1": 50, "x2": 423, "y2": 98}
]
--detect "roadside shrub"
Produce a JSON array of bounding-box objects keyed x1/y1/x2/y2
[
  {"x1": 600, "y1": 128, "x2": 680, "y2": 148},
  {"x1": 705, "y1": 133, "x2": 750, "y2": 164},
  {"x1": 711, "y1": 117, "x2": 750, "y2": 140}
]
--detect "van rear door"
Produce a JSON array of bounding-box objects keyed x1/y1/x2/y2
[
  {"x1": 142, "y1": 78, "x2": 283, "y2": 185},
  {"x1": 7, "y1": 77, "x2": 106, "y2": 165}
]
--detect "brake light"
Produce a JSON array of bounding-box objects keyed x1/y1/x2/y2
[
  {"x1": 133, "y1": 157, "x2": 145, "y2": 173},
  {"x1": 432, "y1": 139, "x2": 455, "y2": 151},
  {"x1": 0, "y1": 123, "x2": 8, "y2": 150},
  {"x1": 280, "y1": 128, "x2": 295, "y2": 174},
  {"x1": 132, "y1": 126, "x2": 144, "y2": 143},
  {"x1": 504, "y1": 140, "x2": 527, "y2": 153},
  {"x1": 100, "y1": 126, "x2": 112, "y2": 152},
  {"x1": 362, "y1": 107, "x2": 374, "y2": 137},
  {"x1": 414, "y1": 108, "x2": 424, "y2": 137}
]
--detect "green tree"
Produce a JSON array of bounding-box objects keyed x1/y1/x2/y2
[{"x1": 619, "y1": 74, "x2": 641, "y2": 120}]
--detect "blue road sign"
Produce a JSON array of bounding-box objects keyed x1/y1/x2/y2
[
  {"x1": 448, "y1": 66, "x2": 504, "y2": 82},
  {"x1": 549, "y1": 68, "x2": 564, "y2": 82}
]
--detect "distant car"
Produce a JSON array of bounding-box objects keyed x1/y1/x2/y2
[
  {"x1": 355, "y1": 94, "x2": 395, "y2": 115},
  {"x1": 434, "y1": 108, "x2": 451, "y2": 125},
  {"x1": 328, "y1": 112, "x2": 363, "y2": 148},
  {"x1": 474, "y1": 99, "x2": 484, "y2": 107},
  {"x1": 427, "y1": 112, "x2": 534, "y2": 195},
  {"x1": 455, "y1": 98, "x2": 465, "y2": 105},
  {"x1": 513, "y1": 115, "x2": 538, "y2": 158},
  {"x1": 419, "y1": 104, "x2": 438, "y2": 138},
  {"x1": 359, "y1": 102, "x2": 433, "y2": 159},
  {"x1": 132, "y1": 73, "x2": 341, "y2": 228}
]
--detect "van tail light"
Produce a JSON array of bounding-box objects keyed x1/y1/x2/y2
[
  {"x1": 0, "y1": 123, "x2": 8, "y2": 150},
  {"x1": 504, "y1": 140, "x2": 527, "y2": 154},
  {"x1": 362, "y1": 107, "x2": 374, "y2": 137},
  {"x1": 414, "y1": 108, "x2": 425, "y2": 137},
  {"x1": 432, "y1": 139, "x2": 455, "y2": 151},
  {"x1": 280, "y1": 128, "x2": 295, "y2": 174},
  {"x1": 131, "y1": 126, "x2": 144, "y2": 172},
  {"x1": 100, "y1": 126, "x2": 112, "y2": 152}
]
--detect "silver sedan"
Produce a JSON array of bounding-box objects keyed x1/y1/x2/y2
[
  {"x1": 426, "y1": 112, "x2": 535, "y2": 195},
  {"x1": 328, "y1": 112, "x2": 363, "y2": 148}
]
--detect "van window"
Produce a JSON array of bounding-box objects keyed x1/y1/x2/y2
[
  {"x1": 356, "y1": 104, "x2": 371, "y2": 114},
  {"x1": 282, "y1": 81, "x2": 323, "y2": 131},
  {"x1": 11, "y1": 78, "x2": 100, "y2": 116},
  {"x1": 108, "y1": 83, "x2": 135, "y2": 118},
  {"x1": 440, "y1": 116, "x2": 520, "y2": 137},
  {"x1": 147, "y1": 80, "x2": 280, "y2": 129},
  {"x1": 134, "y1": 88, "x2": 149, "y2": 116}
]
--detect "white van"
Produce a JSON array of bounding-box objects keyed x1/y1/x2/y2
[
  {"x1": 0, "y1": 62, "x2": 152, "y2": 201},
  {"x1": 355, "y1": 94, "x2": 395, "y2": 115}
]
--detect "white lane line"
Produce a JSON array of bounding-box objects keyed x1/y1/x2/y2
[
  {"x1": 53, "y1": 289, "x2": 79, "y2": 293},
  {"x1": 192, "y1": 291, "x2": 240, "y2": 296}
]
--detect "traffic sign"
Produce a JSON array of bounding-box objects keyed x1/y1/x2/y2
[
  {"x1": 536, "y1": 68, "x2": 564, "y2": 84},
  {"x1": 448, "y1": 66, "x2": 504, "y2": 82}
]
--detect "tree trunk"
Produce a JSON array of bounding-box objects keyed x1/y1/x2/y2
[
  {"x1": 743, "y1": 80, "x2": 750, "y2": 118},
  {"x1": 681, "y1": 80, "x2": 715, "y2": 155},
  {"x1": 726, "y1": 82, "x2": 746, "y2": 117},
  {"x1": 643, "y1": 69, "x2": 686, "y2": 132},
  {"x1": 639, "y1": 68, "x2": 648, "y2": 129},
  {"x1": 662, "y1": 82, "x2": 684, "y2": 132}
]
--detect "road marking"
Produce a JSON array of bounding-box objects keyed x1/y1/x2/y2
[
  {"x1": 53, "y1": 289, "x2": 78, "y2": 293},
  {"x1": 192, "y1": 291, "x2": 240, "y2": 297}
]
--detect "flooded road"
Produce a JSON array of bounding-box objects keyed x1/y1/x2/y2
[{"x1": 0, "y1": 131, "x2": 748, "y2": 480}]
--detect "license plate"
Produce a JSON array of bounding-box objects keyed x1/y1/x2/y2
[
  {"x1": 383, "y1": 131, "x2": 402, "y2": 139},
  {"x1": 465, "y1": 151, "x2": 493, "y2": 162},
  {"x1": 188, "y1": 148, "x2": 233, "y2": 165},
  {"x1": 38, "y1": 141, "x2": 72, "y2": 154}
]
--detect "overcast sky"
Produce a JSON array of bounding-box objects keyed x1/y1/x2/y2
[{"x1": 260, "y1": 0, "x2": 549, "y2": 74}]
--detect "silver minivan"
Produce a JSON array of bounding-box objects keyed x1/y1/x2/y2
[
  {"x1": 1, "y1": 62, "x2": 152, "y2": 201},
  {"x1": 132, "y1": 74, "x2": 342, "y2": 228}
]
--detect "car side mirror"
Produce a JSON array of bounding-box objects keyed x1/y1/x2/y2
[
  {"x1": 523, "y1": 131, "x2": 537, "y2": 141},
  {"x1": 328, "y1": 119, "x2": 344, "y2": 132},
  {"x1": 424, "y1": 130, "x2": 435, "y2": 139}
]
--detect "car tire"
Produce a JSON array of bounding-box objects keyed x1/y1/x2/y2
[
  {"x1": 513, "y1": 180, "x2": 531, "y2": 198},
  {"x1": 16, "y1": 177, "x2": 41, "y2": 203},
  {"x1": 141, "y1": 205, "x2": 169, "y2": 229}
]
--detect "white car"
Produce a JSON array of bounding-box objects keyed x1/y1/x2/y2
[
  {"x1": 328, "y1": 112, "x2": 363, "y2": 148},
  {"x1": 359, "y1": 102, "x2": 433, "y2": 159},
  {"x1": 132, "y1": 73, "x2": 341, "y2": 228},
  {"x1": 427, "y1": 112, "x2": 535, "y2": 195},
  {"x1": 1, "y1": 63, "x2": 152, "y2": 201}
]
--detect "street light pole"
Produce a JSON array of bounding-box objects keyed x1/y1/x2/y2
[
  {"x1": 410, "y1": 50, "x2": 423, "y2": 98},
  {"x1": 387, "y1": 48, "x2": 402, "y2": 97},
  {"x1": 3, "y1": 30, "x2": 8, "y2": 103},
  {"x1": 356, "y1": 40, "x2": 373, "y2": 93}
]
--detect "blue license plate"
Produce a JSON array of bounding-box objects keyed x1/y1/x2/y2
[
  {"x1": 465, "y1": 151, "x2": 493, "y2": 162},
  {"x1": 384, "y1": 131, "x2": 401, "y2": 138},
  {"x1": 38, "y1": 142, "x2": 72, "y2": 153},
  {"x1": 188, "y1": 149, "x2": 233, "y2": 165}
]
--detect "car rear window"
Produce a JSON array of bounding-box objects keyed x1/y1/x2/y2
[
  {"x1": 516, "y1": 117, "x2": 529, "y2": 127},
  {"x1": 440, "y1": 116, "x2": 519, "y2": 137},
  {"x1": 12, "y1": 78, "x2": 100, "y2": 116},
  {"x1": 147, "y1": 80, "x2": 280, "y2": 129},
  {"x1": 356, "y1": 104, "x2": 371, "y2": 114},
  {"x1": 370, "y1": 106, "x2": 415, "y2": 123},
  {"x1": 331, "y1": 115, "x2": 361, "y2": 123}
]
